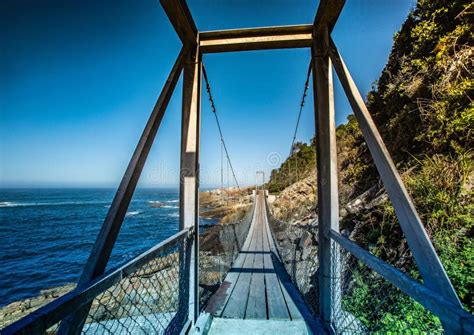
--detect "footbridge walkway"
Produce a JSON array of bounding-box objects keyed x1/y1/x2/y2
[{"x1": 201, "y1": 192, "x2": 321, "y2": 334}]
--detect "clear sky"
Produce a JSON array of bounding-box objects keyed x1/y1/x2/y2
[{"x1": 0, "y1": 0, "x2": 414, "y2": 188}]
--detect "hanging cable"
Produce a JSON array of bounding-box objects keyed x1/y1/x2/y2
[
  {"x1": 220, "y1": 140, "x2": 224, "y2": 191},
  {"x1": 289, "y1": 60, "x2": 312, "y2": 157},
  {"x1": 202, "y1": 63, "x2": 241, "y2": 190},
  {"x1": 287, "y1": 60, "x2": 312, "y2": 185}
]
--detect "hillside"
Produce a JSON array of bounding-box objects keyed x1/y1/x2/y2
[{"x1": 267, "y1": 0, "x2": 473, "y2": 327}]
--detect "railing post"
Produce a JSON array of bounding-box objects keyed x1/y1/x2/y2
[
  {"x1": 311, "y1": 27, "x2": 341, "y2": 332},
  {"x1": 179, "y1": 39, "x2": 202, "y2": 326}
]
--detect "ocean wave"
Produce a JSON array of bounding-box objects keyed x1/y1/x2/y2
[
  {"x1": 0, "y1": 201, "x2": 109, "y2": 208},
  {"x1": 168, "y1": 212, "x2": 179, "y2": 218},
  {"x1": 147, "y1": 201, "x2": 178, "y2": 209},
  {"x1": 0, "y1": 202, "x2": 22, "y2": 208},
  {"x1": 126, "y1": 211, "x2": 141, "y2": 217},
  {"x1": 166, "y1": 199, "x2": 179, "y2": 203}
]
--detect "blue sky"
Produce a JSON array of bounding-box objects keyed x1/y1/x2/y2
[{"x1": 0, "y1": 0, "x2": 414, "y2": 188}]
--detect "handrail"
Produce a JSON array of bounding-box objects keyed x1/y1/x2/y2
[
  {"x1": 263, "y1": 196, "x2": 285, "y2": 262},
  {"x1": 2, "y1": 228, "x2": 193, "y2": 335},
  {"x1": 329, "y1": 230, "x2": 474, "y2": 334}
]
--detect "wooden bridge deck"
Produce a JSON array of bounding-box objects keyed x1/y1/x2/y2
[{"x1": 204, "y1": 192, "x2": 322, "y2": 334}]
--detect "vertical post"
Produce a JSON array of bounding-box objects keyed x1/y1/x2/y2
[
  {"x1": 179, "y1": 41, "x2": 201, "y2": 325},
  {"x1": 312, "y1": 28, "x2": 340, "y2": 331}
]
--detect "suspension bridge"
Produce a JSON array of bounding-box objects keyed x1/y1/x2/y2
[{"x1": 2, "y1": 0, "x2": 474, "y2": 334}]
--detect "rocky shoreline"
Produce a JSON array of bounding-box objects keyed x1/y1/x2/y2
[{"x1": 0, "y1": 284, "x2": 76, "y2": 329}]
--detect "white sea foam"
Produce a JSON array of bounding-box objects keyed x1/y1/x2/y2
[
  {"x1": 147, "y1": 201, "x2": 178, "y2": 209},
  {"x1": 166, "y1": 199, "x2": 179, "y2": 203},
  {"x1": 168, "y1": 212, "x2": 179, "y2": 218},
  {"x1": 0, "y1": 201, "x2": 39, "y2": 207},
  {"x1": 0, "y1": 201, "x2": 108, "y2": 208},
  {"x1": 0, "y1": 201, "x2": 21, "y2": 208},
  {"x1": 126, "y1": 211, "x2": 141, "y2": 217}
]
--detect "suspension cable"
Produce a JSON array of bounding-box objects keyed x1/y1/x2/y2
[
  {"x1": 202, "y1": 63, "x2": 241, "y2": 190},
  {"x1": 287, "y1": 60, "x2": 312, "y2": 186},
  {"x1": 289, "y1": 60, "x2": 312, "y2": 156}
]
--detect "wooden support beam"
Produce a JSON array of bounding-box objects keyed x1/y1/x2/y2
[
  {"x1": 199, "y1": 25, "x2": 313, "y2": 53},
  {"x1": 57, "y1": 49, "x2": 185, "y2": 335},
  {"x1": 160, "y1": 0, "x2": 198, "y2": 46},
  {"x1": 311, "y1": 2, "x2": 345, "y2": 329},
  {"x1": 313, "y1": 0, "x2": 345, "y2": 36},
  {"x1": 179, "y1": 42, "x2": 202, "y2": 325},
  {"x1": 327, "y1": 38, "x2": 463, "y2": 334},
  {"x1": 311, "y1": 28, "x2": 340, "y2": 331},
  {"x1": 330, "y1": 230, "x2": 474, "y2": 335}
]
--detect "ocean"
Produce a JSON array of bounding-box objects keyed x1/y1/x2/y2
[{"x1": 0, "y1": 188, "x2": 217, "y2": 307}]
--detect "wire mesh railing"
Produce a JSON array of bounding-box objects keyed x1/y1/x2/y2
[
  {"x1": 2, "y1": 229, "x2": 193, "y2": 335},
  {"x1": 198, "y1": 202, "x2": 255, "y2": 310},
  {"x1": 266, "y1": 203, "x2": 320, "y2": 315},
  {"x1": 81, "y1": 242, "x2": 187, "y2": 334},
  {"x1": 330, "y1": 239, "x2": 444, "y2": 334}
]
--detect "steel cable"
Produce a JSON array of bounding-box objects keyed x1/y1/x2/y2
[{"x1": 202, "y1": 64, "x2": 240, "y2": 190}]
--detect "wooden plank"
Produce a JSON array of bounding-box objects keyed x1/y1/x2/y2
[
  {"x1": 199, "y1": 25, "x2": 313, "y2": 53},
  {"x1": 179, "y1": 44, "x2": 202, "y2": 323},
  {"x1": 311, "y1": 30, "x2": 340, "y2": 328},
  {"x1": 205, "y1": 252, "x2": 248, "y2": 317},
  {"x1": 160, "y1": 0, "x2": 197, "y2": 46},
  {"x1": 263, "y1": 196, "x2": 327, "y2": 333},
  {"x1": 205, "y1": 207, "x2": 257, "y2": 316},
  {"x1": 222, "y1": 217, "x2": 258, "y2": 318},
  {"x1": 327, "y1": 38, "x2": 463, "y2": 317},
  {"x1": 262, "y1": 200, "x2": 290, "y2": 320},
  {"x1": 330, "y1": 230, "x2": 474, "y2": 335},
  {"x1": 57, "y1": 49, "x2": 186, "y2": 335},
  {"x1": 208, "y1": 318, "x2": 309, "y2": 335},
  {"x1": 275, "y1": 275, "x2": 302, "y2": 321},
  {"x1": 201, "y1": 25, "x2": 313, "y2": 39},
  {"x1": 200, "y1": 34, "x2": 312, "y2": 53},
  {"x1": 261, "y1": 206, "x2": 302, "y2": 321},
  {"x1": 245, "y1": 212, "x2": 266, "y2": 319},
  {"x1": 263, "y1": 252, "x2": 289, "y2": 320},
  {"x1": 313, "y1": 0, "x2": 345, "y2": 36}
]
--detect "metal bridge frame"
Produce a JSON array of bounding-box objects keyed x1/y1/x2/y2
[{"x1": 4, "y1": 1, "x2": 473, "y2": 334}]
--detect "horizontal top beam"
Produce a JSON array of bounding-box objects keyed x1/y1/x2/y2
[
  {"x1": 160, "y1": 0, "x2": 198, "y2": 46},
  {"x1": 199, "y1": 24, "x2": 313, "y2": 53},
  {"x1": 313, "y1": 0, "x2": 345, "y2": 36}
]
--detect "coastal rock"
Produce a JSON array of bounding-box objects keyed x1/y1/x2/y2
[
  {"x1": 199, "y1": 187, "x2": 254, "y2": 224},
  {"x1": 148, "y1": 201, "x2": 166, "y2": 208},
  {"x1": 0, "y1": 284, "x2": 76, "y2": 328},
  {"x1": 270, "y1": 175, "x2": 317, "y2": 223}
]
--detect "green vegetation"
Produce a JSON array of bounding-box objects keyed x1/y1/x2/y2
[
  {"x1": 267, "y1": 141, "x2": 316, "y2": 193},
  {"x1": 268, "y1": 0, "x2": 473, "y2": 331},
  {"x1": 342, "y1": 261, "x2": 443, "y2": 333}
]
